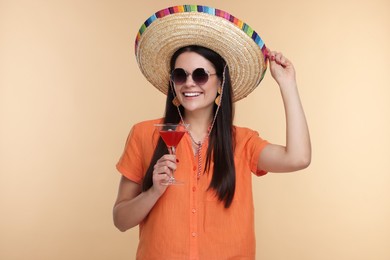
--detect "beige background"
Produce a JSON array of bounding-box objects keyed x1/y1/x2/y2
[{"x1": 1, "y1": 0, "x2": 389, "y2": 259}]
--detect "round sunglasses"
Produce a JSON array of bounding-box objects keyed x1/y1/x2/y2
[{"x1": 170, "y1": 68, "x2": 217, "y2": 86}]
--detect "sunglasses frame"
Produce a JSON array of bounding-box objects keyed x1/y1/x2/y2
[{"x1": 170, "y1": 68, "x2": 217, "y2": 86}]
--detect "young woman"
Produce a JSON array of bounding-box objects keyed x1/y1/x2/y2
[{"x1": 113, "y1": 5, "x2": 311, "y2": 259}]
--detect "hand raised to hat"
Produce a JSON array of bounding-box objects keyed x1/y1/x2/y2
[{"x1": 267, "y1": 48, "x2": 296, "y2": 88}]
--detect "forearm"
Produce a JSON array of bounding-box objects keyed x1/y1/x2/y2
[
  {"x1": 280, "y1": 82, "x2": 311, "y2": 168},
  {"x1": 113, "y1": 187, "x2": 161, "y2": 232}
]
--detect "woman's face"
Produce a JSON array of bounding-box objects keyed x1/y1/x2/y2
[{"x1": 173, "y1": 51, "x2": 221, "y2": 114}]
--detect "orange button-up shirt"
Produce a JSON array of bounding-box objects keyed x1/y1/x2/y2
[{"x1": 116, "y1": 119, "x2": 269, "y2": 259}]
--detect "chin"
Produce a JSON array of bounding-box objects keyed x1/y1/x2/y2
[
  {"x1": 182, "y1": 103, "x2": 214, "y2": 113},
  {"x1": 181, "y1": 104, "x2": 199, "y2": 112}
]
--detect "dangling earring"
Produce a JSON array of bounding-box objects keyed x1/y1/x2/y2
[
  {"x1": 215, "y1": 86, "x2": 222, "y2": 106},
  {"x1": 170, "y1": 80, "x2": 181, "y2": 107},
  {"x1": 172, "y1": 96, "x2": 181, "y2": 107}
]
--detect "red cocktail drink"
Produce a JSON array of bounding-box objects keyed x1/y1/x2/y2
[
  {"x1": 159, "y1": 130, "x2": 185, "y2": 147},
  {"x1": 154, "y1": 123, "x2": 188, "y2": 185}
]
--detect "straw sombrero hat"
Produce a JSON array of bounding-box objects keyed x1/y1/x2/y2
[{"x1": 135, "y1": 5, "x2": 268, "y2": 102}]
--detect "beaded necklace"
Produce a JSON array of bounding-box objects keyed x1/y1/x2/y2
[{"x1": 176, "y1": 108, "x2": 217, "y2": 179}]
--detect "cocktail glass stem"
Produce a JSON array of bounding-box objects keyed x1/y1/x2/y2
[{"x1": 165, "y1": 146, "x2": 177, "y2": 185}]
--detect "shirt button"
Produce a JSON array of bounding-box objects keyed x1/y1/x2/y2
[
  {"x1": 192, "y1": 187, "x2": 196, "y2": 192},
  {"x1": 193, "y1": 166, "x2": 197, "y2": 171},
  {"x1": 192, "y1": 208, "x2": 196, "y2": 213},
  {"x1": 192, "y1": 232, "x2": 197, "y2": 237}
]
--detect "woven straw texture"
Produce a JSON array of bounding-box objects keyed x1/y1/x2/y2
[{"x1": 136, "y1": 10, "x2": 267, "y2": 102}]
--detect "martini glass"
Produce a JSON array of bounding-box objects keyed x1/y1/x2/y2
[{"x1": 155, "y1": 123, "x2": 188, "y2": 185}]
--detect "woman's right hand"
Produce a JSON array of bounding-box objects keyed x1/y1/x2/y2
[
  {"x1": 113, "y1": 155, "x2": 177, "y2": 232},
  {"x1": 151, "y1": 154, "x2": 177, "y2": 195}
]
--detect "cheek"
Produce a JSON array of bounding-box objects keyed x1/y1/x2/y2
[
  {"x1": 206, "y1": 84, "x2": 219, "y2": 97},
  {"x1": 204, "y1": 78, "x2": 221, "y2": 96},
  {"x1": 173, "y1": 85, "x2": 181, "y2": 95},
  {"x1": 204, "y1": 89, "x2": 218, "y2": 101}
]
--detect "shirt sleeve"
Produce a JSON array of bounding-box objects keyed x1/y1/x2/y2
[
  {"x1": 236, "y1": 127, "x2": 269, "y2": 176},
  {"x1": 116, "y1": 124, "x2": 144, "y2": 184},
  {"x1": 249, "y1": 131, "x2": 269, "y2": 176}
]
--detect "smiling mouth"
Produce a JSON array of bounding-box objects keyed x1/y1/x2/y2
[{"x1": 183, "y1": 92, "x2": 202, "y2": 97}]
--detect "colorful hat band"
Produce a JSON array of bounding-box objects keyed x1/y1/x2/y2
[{"x1": 135, "y1": 5, "x2": 267, "y2": 58}]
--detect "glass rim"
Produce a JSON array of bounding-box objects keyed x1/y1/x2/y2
[{"x1": 154, "y1": 123, "x2": 189, "y2": 127}]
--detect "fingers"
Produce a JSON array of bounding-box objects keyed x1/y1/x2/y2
[
  {"x1": 266, "y1": 48, "x2": 289, "y2": 68},
  {"x1": 153, "y1": 154, "x2": 177, "y2": 178},
  {"x1": 152, "y1": 171, "x2": 170, "y2": 186}
]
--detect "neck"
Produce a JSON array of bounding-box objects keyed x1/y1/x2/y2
[{"x1": 183, "y1": 110, "x2": 212, "y2": 143}]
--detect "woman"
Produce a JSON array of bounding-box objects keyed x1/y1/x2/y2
[{"x1": 114, "y1": 5, "x2": 311, "y2": 259}]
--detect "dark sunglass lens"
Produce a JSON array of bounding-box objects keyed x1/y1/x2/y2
[
  {"x1": 172, "y1": 68, "x2": 187, "y2": 85},
  {"x1": 192, "y1": 68, "x2": 209, "y2": 85}
]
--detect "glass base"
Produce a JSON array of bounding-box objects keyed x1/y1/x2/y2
[{"x1": 161, "y1": 177, "x2": 184, "y2": 186}]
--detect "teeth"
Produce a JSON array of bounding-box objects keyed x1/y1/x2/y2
[{"x1": 183, "y1": 92, "x2": 201, "y2": 97}]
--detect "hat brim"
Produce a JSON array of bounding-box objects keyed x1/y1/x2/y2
[{"x1": 135, "y1": 6, "x2": 267, "y2": 102}]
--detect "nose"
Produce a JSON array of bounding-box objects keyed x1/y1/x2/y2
[{"x1": 184, "y1": 73, "x2": 196, "y2": 86}]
